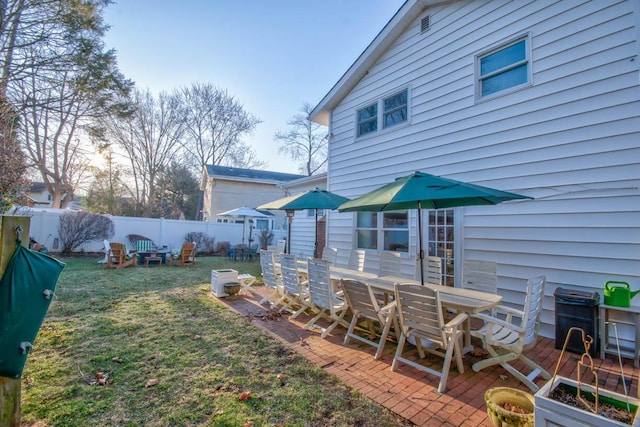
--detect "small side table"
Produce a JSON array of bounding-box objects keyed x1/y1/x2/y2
[
  {"x1": 144, "y1": 255, "x2": 162, "y2": 267},
  {"x1": 238, "y1": 274, "x2": 256, "y2": 295},
  {"x1": 599, "y1": 304, "x2": 640, "y2": 368}
]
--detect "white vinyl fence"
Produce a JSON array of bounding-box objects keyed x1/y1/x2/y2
[{"x1": 14, "y1": 208, "x2": 286, "y2": 254}]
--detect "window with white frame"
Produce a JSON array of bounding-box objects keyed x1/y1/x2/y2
[
  {"x1": 477, "y1": 36, "x2": 529, "y2": 98},
  {"x1": 357, "y1": 103, "x2": 378, "y2": 137},
  {"x1": 382, "y1": 211, "x2": 408, "y2": 252},
  {"x1": 356, "y1": 88, "x2": 409, "y2": 137},
  {"x1": 356, "y1": 212, "x2": 377, "y2": 249},
  {"x1": 356, "y1": 211, "x2": 408, "y2": 252},
  {"x1": 383, "y1": 90, "x2": 408, "y2": 129}
]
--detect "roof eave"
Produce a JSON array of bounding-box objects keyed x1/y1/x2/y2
[{"x1": 309, "y1": 0, "x2": 436, "y2": 126}]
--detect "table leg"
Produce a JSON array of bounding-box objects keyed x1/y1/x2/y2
[{"x1": 635, "y1": 312, "x2": 640, "y2": 368}]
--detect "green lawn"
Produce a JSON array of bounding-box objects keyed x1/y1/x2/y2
[{"x1": 19, "y1": 256, "x2": 410, "y2": 427}]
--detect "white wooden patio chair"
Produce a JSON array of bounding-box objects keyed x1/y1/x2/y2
[
  {"x1": 278, "y1": 254, "x2": 311, "y2": 319},
  {"x1": 380, "y1": 251, "x2": 417, "y2": 279},
  {"x1": 414, "y1": 255, "x2": 443, "y2": 285},
  {"x1": 341, "y1": 279, "x2": 398, "y2": 359},
  {"x1": 470, "y1": 275, "x2": 551, "y2": 392},
  {"x1": 259, "y1": 249, "x2": 284, "y2": 307},
  {"x1": 347, "y1": 249, "x2": 366, "y2": 271},
  {"x1": 391, "y1": 283, "x2": 467, "y2": 393},
  {"x1": 321, "y1": 247, "x2": 338, "y2": 265},
  {"x1": 461, "y1": 260, "x2": 497, "y2": 294},
  {"x1": 304, "y1": 258, "x2": 348, "y2": 338},
  {"x1": 333, "y1": 248, "x2": 351, "y2": 268}
]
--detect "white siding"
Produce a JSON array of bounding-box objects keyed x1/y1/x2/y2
[{"x1": 325, "y1": 0, "x2": 640, "y2": 339}]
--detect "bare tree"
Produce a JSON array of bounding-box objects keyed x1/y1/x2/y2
[
  {"x1": 274, "y1": 102, "x2": 328, "y2": 176},
  {"x1": 85, "y1": 147, "x2": 131, "y2": 215},
  {"x1": 57, "y1": 211, "x2": 114, "y2": 255},
  {"x1": 101, "y1": 88, "x2": 185, "y2": 216},
  {"x1": 181, "y1": 82, "x2": 263, "y2": 173}
]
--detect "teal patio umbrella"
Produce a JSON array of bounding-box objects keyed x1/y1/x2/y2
[
  {"x1": 258, "y1": 188, "x2": 350, "y2": 256},
  {"x1": 338, "y1": 171, "x2": 532, "y2": 285}
]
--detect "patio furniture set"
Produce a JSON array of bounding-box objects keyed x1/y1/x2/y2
[
  {"x1": 247, "y1": 247, "x2": 550, "y2": 394},
  {"x1": 103, "y1": 241, "x2": 196, "y2": 269}
]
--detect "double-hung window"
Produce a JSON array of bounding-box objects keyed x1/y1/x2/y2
[
  {"x1": 357, "y1": 104, "x2": 378, "y2": 137},
  {"x1": 355, "y1": 211, "x2": 408, "y2": 252},
  {"x1": 356, "y1": 88, "x2": 409, "y2": 137},
  {"x1": 383, "y1": 90, "x2": 408, "y2": 129},
  {"x1": 477, "y1": 36, "x2": 530, "y2": 98}
]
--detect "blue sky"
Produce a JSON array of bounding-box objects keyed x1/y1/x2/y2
[{"x1": 103, "y1": 1, "x2": 406, "y2": 174}]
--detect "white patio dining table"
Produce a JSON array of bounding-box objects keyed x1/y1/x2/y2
[
  {"x1": 293, "y1": 260, "x2": 502, "y2": 353},
  {"x1": 363, "y1": 275, "x2": 502, "y2": 354}
]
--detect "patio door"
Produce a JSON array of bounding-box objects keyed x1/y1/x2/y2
[{"x1": 425, "y1": 209, "x2": 456, "y2": 287}]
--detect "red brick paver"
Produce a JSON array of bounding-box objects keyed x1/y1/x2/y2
[{"x1": 217, "y1": 286, "x2": 639, "y2": 426}]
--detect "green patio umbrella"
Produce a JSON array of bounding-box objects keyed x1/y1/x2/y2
[
  {"x1": 258, "y1": 188, "x2": 350, "y2": 256},
  {"x1": 338, "y1": 171, "x2": 532, "y2": 285}
]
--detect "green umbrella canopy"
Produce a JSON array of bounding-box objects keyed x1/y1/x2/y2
[
  {"x1": 259, "y1": 188, "x2": 350, "y2": 211},
  {"x1": 338, "y1": 171, "x2": 531, "y2": 212},
  {"x1": 259, "y1": 188, "x2": 350, "y2": 256},
  {"x1": 338, "y1": 171, "x2": 531, "y2": 285}
]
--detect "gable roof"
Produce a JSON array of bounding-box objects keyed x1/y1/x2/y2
[
  {"x1": 28, "y1": 182, "x2": 47, "y2": 193},
  {"x1": 204, "y1": 165, "x2": 305, "y2": 184},
  {"x1": 310, "y1": 0, "x2": 441, "y2": 125}
]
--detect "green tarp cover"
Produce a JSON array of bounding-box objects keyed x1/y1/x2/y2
[{"x1": 0, "y1": 244, "x2": 65, "y2": 378}]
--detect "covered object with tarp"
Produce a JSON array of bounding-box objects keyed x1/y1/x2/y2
[{"x1": 0, "y1": 243, "x2": 65, "y2": 378}]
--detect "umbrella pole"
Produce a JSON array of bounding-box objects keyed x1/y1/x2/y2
[
  {"x1": 241, "y1": 216, "x2": 246, "y2": 244},
  {"x1": 314, "y1": 209, "x2": 318, "y2": 259},
  {"x1": 287, "y1": 216, "x2": 292, "y2": 254},
  {"x1": 417, "y1": 202, "x2": 425, "y2": 286}
]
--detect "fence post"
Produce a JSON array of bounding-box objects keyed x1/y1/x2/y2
[{"x1": 0, "y1": 215, "x2": 30, "y2": 427}]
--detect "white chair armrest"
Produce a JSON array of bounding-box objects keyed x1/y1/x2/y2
[
  {"x1": 379, "y1": 300, "x2": 397, "y2": 314},
  {"x1": 473, "y1": 312, "x2": 525, "y2": 335},
  {"x1": 488, "y1": 304, "x2": 524, "y2": 323},
  {"x1": 443, "y1": 312, "x2": 468, "y2": 333}
]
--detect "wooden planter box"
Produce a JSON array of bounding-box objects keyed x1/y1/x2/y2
[{"x1": 534, "y1": 377, "x2": 640, "y2": 427}]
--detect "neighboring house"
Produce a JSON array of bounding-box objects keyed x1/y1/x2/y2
[
  {"x1": 310, "y1": 0, "x2": 640, "y2": 340},
  {"x1": 279, "y1": 172, "x2": 328, "y2": 259},
  {"x1": 200, "y1": 165, "x2": 305, "y2": 231},
  {"x1": 26, "y1": 182, "x2": 53, "y2": 207}
]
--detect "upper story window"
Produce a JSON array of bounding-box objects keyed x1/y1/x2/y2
[
  {"x1": 477, "y1": 36, "x2": 530, "y2": 98},
  {"x1": 356, "y1": 88, "x2": 409, "y2": 137},
  {"x1": 383, "y1": 90, "x2": 408, "y2": 129},
  {"x1": 357, "y1": 103, "x2": 378, "y2": 137}
]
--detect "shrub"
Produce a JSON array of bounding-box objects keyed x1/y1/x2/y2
[
  {"x1": 216, "y1": 241, "x2": 230, "y2": 257},
  {"x1": 258, "y1": 228, "x2": 274, "y2": 249},
  {"x1": 184, "y1": 232, "x2": 215, "y2": 254},
  {"x1": 58, "y1": 212, "x2": 115, "y2": 255}
]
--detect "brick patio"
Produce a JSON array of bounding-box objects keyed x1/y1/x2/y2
[{"x1": 214, "y1": 285, "x2": 639, "y2": 427}]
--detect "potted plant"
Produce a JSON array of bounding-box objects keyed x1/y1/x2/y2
[
  {"x1": 534, "y1": 327, "x2": 640, "y2": 427},
  {"x1": 485, "y1": 387, "x2": 534, "y2": 427},
  {"x1": 258, "y1": 228, "x2": 274, "y2": 250}
]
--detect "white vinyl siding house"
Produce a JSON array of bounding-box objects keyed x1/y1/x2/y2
[
  {"x1": 278, "y1": 173, "x2": 328, "y2": 259},
  {"x1": 311, "y1": 0, "x2": 640, "y2": 341}
]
